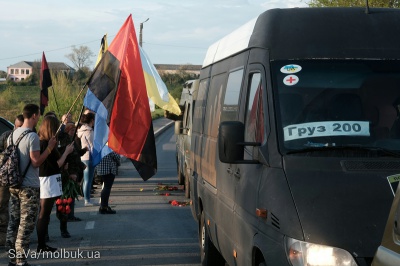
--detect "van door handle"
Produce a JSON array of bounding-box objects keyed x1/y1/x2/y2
[
  {"x1": 227, "y1": 167, "x2": 233, "y2": 175},
  {"x1": 234, "y1": 169, "x2": 241, "y2": 179}
]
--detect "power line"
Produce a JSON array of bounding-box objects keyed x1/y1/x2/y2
[
  {"x1": 0, "y1": 38, "x2": 109, "y2": 62},
  {"x1": 144, "y1": 42, "x2": 206, "y2": 49},
  {"x1": 0, "y1": 38, "x2": 207, "y2": 62}
]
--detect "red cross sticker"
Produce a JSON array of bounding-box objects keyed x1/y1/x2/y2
[
  {"x1": 283, "y1": 75, "x2": 299, "y2": 86},
  {"x1": 286, "y1": 76, "x2": 296, "y2": 83}
]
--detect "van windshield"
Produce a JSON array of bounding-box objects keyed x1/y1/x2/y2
[{"x1": 272, "y1": 60, "x2": 400, "y2": 154}]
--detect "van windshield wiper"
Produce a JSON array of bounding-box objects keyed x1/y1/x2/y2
[{"x1": 286, "y1": 144, "x2": 400, "y2": 157}]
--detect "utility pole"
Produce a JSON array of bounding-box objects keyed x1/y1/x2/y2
[{"x1": 139, "y1": 18, "x2": 149, "y2": 47}]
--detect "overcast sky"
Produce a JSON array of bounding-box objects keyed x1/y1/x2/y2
[{"x1": 0, "y1": 0, "x2": 308, "y2": 72}]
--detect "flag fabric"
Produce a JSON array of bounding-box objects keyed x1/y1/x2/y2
[
  {"x1": 83, "y1": 14, "x2": 157, "y2": 180},
  {"x1": 95, "y1": 34, "x2": 108, "y2": 66},
  {"x1": 40, "y1": 52, "x2": 52, "y2": 115},
  {"x1": 139, "y1": 47, "x2": 181, "y2": 115},
  {"x1": 93, "y1": 33, "x2": 113, "y2": 158}
]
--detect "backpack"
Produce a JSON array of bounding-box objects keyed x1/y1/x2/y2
[{"x1": 0, "y1": 130, "x2": 32, "y2": 188}]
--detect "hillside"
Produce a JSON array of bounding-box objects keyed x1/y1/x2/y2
[{"x1": 0, "y1": 71, "x2": 196, "y2": 123}]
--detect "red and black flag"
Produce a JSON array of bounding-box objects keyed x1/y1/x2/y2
[
  {"x1": 83, "y1": 14, "x2": 157, "y2": 180},
  {"x1": 40, "y1": 52, "x2": 52, "y2": 115}
]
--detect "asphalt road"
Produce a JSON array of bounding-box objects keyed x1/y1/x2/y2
[{"x1": 0, "y1": 118, "x2": 201, "y2": 266}]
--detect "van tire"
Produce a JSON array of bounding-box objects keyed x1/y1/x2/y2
[{"x1": 199, "y1": 211, "x2": 225, "y2": 265}]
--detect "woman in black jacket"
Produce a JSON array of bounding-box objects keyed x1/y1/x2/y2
[{"x1": 36, "y1": 116, "x2": 74, "y2": 252}]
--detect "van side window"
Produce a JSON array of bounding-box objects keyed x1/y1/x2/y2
[
  {"x1": 245, "y1": 73, "x2": 264, "y2": 144},
  {"x1": 221, "y1": 69, "x2": 244, "y2": 122},
  {"x1": 185, "y1": 103, "x2": 191, "y2": 130},
  {"x1": 193, "y1": 79, "x2": 209, "y2": 134},
  {"x1": 204, "y1": 74, "x2": 225, "y2": 137},
  {"x1": 182, "y1": 101, "x2": 190, "y2": 132}
]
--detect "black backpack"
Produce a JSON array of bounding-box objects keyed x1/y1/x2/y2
[{"x1": 0, "y1": 130, "x2": 32, "y2": 188}]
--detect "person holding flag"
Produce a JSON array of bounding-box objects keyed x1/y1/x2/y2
[{"x1": 36, "y1": 115, "x2": 74, "y2": 252}]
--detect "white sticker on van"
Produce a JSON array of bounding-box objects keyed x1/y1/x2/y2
[
  {"x1": 387, "y1": 174, "x2": 400, "y2": 196},
  {"x1": 280, "y1": 64, "x2": 302, "y2": 74},
  {"x1": 283, "y1": 75, "x2": 299, "y2": 86},
  {"x1": 283, "y1": 121, "x2": 370, "y2": 141}
]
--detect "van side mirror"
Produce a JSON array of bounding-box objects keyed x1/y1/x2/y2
[{"x1": 218, "y1": 121, "x2": 260, "y2": 164}]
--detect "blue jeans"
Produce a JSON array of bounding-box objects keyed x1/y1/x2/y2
[{"x1": 82, "y1": 160, "x2": 94, "y2": 202}]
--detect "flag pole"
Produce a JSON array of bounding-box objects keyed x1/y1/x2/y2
[
  {"x1": 58, "y1": 39, "x2": 107, "y2": 136},
  {"x1": 72, "y1": 105, "x2": 86, "y2": 142},
  {"x1": 51, "y1": 86, "x2": 60, "y2": 116},
  {"x1": 56, "y1": 83, "x2": 88, "y2": 135}
]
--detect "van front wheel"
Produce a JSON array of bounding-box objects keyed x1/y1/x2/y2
[{"x1": 199, "y1": 211, "x2": 225, "y2": 265}]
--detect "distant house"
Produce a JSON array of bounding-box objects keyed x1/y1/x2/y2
[
  {"x1": 154, "y1": 64, "x2": 201, "y2": 75},
  {"x1": 7, "y1": 61, "x2": 75, "y2": 82},
  {"x1": 7, "y1": 61, "x2": 32, "y2": 81}
]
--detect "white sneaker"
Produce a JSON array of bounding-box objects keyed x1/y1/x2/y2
[{"x1": 85, "y1": 201, "x2": 99, "y2": 207}]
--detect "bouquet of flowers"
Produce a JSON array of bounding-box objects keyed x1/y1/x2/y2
[
  {"x1": 56, "y1": 179, "x2": 81, "y2": 221},
  {"x1": 55, "y1": 197, "x2": 72, "y2": 222}
]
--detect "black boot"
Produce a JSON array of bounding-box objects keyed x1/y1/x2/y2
[
  {"x1": 99, "y1": 206, "x2": 116, "y2": 214},
  {"x1": 60, "y1": 221, "x2": 71, "y2": 238},
  {"x1": 61, "y1": 229, "x2": 71, "y2": 238},
  {"x1": 37, "y1": 244, "x2": 57, "y2": 252}
]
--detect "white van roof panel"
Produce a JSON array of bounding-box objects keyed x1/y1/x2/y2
[{"x1": 202, "y1": 17, "x2": 257, "y2": 67}]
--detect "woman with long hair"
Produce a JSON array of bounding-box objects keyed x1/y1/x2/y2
[
  {"x1": 77, "y1": 112, "x2": 97, "y2": 206},
  {"x1": 36, "y1": 116, "x2": 74, "y2": 252}
]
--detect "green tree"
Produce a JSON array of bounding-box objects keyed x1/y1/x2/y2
[
  {"x1": 308, "y1": 0, "x2": 400, "y2": 8},
  {"x1": 72, "y1": 66, "x2": 92, "y2": 86},
  {"x1": 25, "y1": 72, "x2": 39, "y2": 86},
  {"x1": 65, "y1": 45, "x2": 94, "y2": 70},
  {"x1": 160, "y1": 70, "x2": 199, "y2": 102}
]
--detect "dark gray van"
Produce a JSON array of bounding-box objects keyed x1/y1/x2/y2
[
  {"x1": 175, "y1": 79, "x2": 199, "y2": 198},
  {"x1": 189, "y1": 7, "x2": 400, "y2": 266}
]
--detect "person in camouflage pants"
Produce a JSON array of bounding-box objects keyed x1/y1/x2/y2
[
  {"x1": 5, "y1": 104, "x2": 56, "y2": 266},
  {"x1": 6, "y1": 187, "x2": 40, "y2": 264},
  {"x1": 0, "y1": 115, "x2": 23, "y2": 246}
]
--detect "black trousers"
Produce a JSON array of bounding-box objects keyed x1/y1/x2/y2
[{"x1": 100, "y1": 174, "x2": 115, "y2": 208}]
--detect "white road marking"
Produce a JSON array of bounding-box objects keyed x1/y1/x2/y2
[{"x1": 85, "y1": 221, "x2": 95, "y2": 230}]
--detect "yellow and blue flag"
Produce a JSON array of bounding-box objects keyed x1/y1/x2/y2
[{"x1": 139, "y1": 47, "x2": 181, "y2": 116}]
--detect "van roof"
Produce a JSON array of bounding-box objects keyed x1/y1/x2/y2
[{"x1": 202, "y1": 7, "x2": 400, "y2": 67}]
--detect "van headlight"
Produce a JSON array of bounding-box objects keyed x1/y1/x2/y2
[{"x1": 286, "y1": 238, "x2": 358, "y2": 266}]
